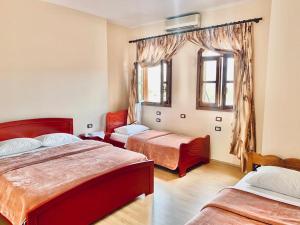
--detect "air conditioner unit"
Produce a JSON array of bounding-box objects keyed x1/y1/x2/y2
[{"x1": 165, "y1": 13, "x2": 201, "y2": 32}]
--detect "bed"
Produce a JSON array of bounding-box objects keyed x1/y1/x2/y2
[
  {"x1": 185, "y1": 152, "x2": 300, "y2": 225},
  {"x1": 0, "y1": 118, "x2": 154, "y2": 225},
  {"x1": 104, "y1": 110, "x2": 210, "y2": 177}
]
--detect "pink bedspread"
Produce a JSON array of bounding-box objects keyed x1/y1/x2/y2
[
  {"x1": 126, "y1": 130, "x2": 194, "y2": 170},
  {"x1": 0, "y1": 140, "x2": 147, "y2": 225},
  {"x1": 186, "y1": 188, "x2": 300, "y2": 225}
]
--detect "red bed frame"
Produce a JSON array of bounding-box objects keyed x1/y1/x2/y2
[
  {"x1": 105, "y1": 110, "x2": 210, "y2": 177},
  {"x1": 0, "y1": 118, "x2": 154, "y2": 225},
  {"x1": 104, "y1": 110, "x2": 129, "y2": 148}
]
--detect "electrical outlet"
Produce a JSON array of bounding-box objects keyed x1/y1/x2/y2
[
  {"x1": 215, "y1": 126, "x2": 221, "y2": 131},
  {"x1": 156, "y1": 111, "x2": 161, "y2": 116},
  {"x1": 87, "y1": 124, "x2": 93, "y2": 128},
  {"x1": 180, "y1": 114, "x2": 186, "y2": 118},
  {"x1": 156, "y1": 118, "x2": 161, "y2": 123},
  {"x1": 216, "y1": 117, "x2": 222, "y2": 122}
]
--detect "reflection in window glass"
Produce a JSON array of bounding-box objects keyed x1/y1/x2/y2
[
  {"x1": 162, "y1": 83, "x2": 167, "y2": 102},
  {"x1": 226, "y1": 58, "x2": 234, "y2": 81},
  {"x1": 225, "y1": 83, "x2": 234, "y2": 106},
  {"x1": 147, "y1": 65, "x2": 161, "y2": 103},
  {"x1": 203, "y1": 61, "x2": 217, "y2": 81},
  {"x1": 202, "y1": 83, "x2": 216, "y2": 104},
  {"x1": 162, "y1": 63, "x2": 167, "y2": 82},
  {"x1": 162, "y1": 62, "x2": 167, "y2": 102}
]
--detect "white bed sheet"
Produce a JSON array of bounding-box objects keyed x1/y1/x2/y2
[
  {"x1": 0, "y1": 146, "x2": 51, "y2": 159},
  {"x1": 110, "y1": 132, "x2": 129, "y2": 144},
  {"x1": 234, "y1": 171, "x2": 300, "y2": 207},
  {"x1": 0, "y1": 140, "x2": 83, "y2": 159}
]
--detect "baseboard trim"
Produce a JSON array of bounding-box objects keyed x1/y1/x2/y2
[{"x1": 210, "y1": 159, "x2": 240, "y2": 168}]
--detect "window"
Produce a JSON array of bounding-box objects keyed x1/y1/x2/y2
[
  {"x1": 136, "y1": 60, "x2": 172, "y2": 107},
  {"x1": 196, "y1": 49, "x2": 234, "y2": 111}
]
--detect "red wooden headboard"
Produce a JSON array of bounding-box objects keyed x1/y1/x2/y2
[
  {"x1": 105, "y1": 110, "x2": 128, "y2": 133},
  {"x1": 0, "y1": 118, "x2": 73, "y2": 142}
]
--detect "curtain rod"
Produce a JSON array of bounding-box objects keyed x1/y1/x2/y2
[{"x1": 129, "y1": 17, "x2": 262, "y2": 43}]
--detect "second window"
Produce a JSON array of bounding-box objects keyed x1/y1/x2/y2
[{"x1": 196, "y1": 49, "x2": 235, "y2": 111}]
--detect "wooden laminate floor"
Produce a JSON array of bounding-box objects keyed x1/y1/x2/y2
[{"x1": 95, "y1": 161, "x2": 243, "y2": 225}]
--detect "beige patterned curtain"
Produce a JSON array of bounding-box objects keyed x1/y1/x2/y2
[
  {"x1": 127, "y1": 34, "x2": 186, "y2": 124},
  {"x1": 127, "y1": 65, "x2": 137, "y2": 124},
  {"x1": 128, "y1": 23, "x2": 256, "y2": 171},
  {"x1": 187, "y1": 22, "x2": 256, "y2": 171},
  {"x1": 137, "y1": 34, "x2": 186, "y2": 66}
]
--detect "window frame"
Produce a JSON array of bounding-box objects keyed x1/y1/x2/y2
[
  {"x1": 136, "y1": 60, "x2": 172, "y2": 107},
  {"x1": 222, "y1": 54, "x2": 235, "y2": 110},
  {"x1": 196, "y1": 49, "x2": 234, "y2": 111}
]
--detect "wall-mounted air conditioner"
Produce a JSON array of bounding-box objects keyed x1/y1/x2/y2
[{"x1": 165, "y1": 13, "x2": 201, "y2": 32}]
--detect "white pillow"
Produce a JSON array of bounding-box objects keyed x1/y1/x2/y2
[
  {"x1": 245, "y1": 166, "x2": 300, "y2": 199},
  {"x1": 0, "y1": 138, "x2": 42, "y2": 157},
  {"x1": 114, "y1": 124, "x2": 149, "y2": 135},
  {"x1": 35, "y1": 133, "x2": 81, "y2": 147}
]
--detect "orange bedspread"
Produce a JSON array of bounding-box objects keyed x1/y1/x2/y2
[
  {"x1": 0, "y1": 140, "x2": 147, "y2": 225},
  {"x1": 186, "y1": 188, "x2": 300, "y2": 225},
  {"x1": 126, "y1": 130, "x2": 194, "y2": 170}
]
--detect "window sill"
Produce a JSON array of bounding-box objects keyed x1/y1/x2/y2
[
  {"x1": 196, "y1": 106, "x2": 234, "y2": 112},
  {"x1": 141, "y1": 102, "x2": 172, "y2": 108}
]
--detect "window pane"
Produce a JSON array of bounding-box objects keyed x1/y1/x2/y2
[
  {"x1": 202, "y1": 50, "x2": 221, "y2": 57},
  {"x1": 225, "y1": 83, "x2": 234, "y2": 106},
  {"x1": 226, "y1": 57, "x2": 234, "y2": 81},
  {"x1": 147, "y1": 65, "x2": 161, "y2": 103},
  {"x1": 203, "y1": 60, "x2": 217, "y2": 81},
  {"x1": 163, "y1": 82, "x2": 167, "y2": 102},
  {"x1": 162, "y1": 62, "x2": 168, "y2": 103},
  {"x1": 162, "y1": 62, "x2": 167, "y2": 82},
  {"x1": 202, "y1": 83, "x2": 216, "y2": 104}
]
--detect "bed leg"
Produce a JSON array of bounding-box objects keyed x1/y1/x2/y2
[
  {"x1": 145, "y1": 183, "x2": 154, "y2": 195},
  {"x1": 179, "y1": 167, "x2": 187, "y2": 177},
  {"x1": 145, "y1": 161, "x2": 154, "y2": 195},
  {"x1": 145, "y1": 191, "x2": 153, "y2": 196}
]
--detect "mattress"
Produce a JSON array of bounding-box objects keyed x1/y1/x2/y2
[
  {"x1": 234, "y1": 171, "x2": 300, "y2": 207},
  {"x1": 110, "y1": 132, "x2": 129, "y2": 143}
]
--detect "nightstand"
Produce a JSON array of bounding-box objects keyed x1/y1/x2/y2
[
  {"x1": 79, "y1": 131, "x2": 106, "y2": 142},
  {"x1": 79, "y1": 134, "x2": 104, "y2": 142}
]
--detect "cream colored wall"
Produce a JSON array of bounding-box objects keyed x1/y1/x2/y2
[
  {"x1": 129, "y1": 0, "x2": 271, "y2": 164},
  {"x1": 107, "y1": 23, "x2": 130, "y2": 112},
  {"x1": 3, "y1": 0, "x2": 289, "y2": 165},
  {"x1": 262, "y1": 0, "x2": 300, "y2": 158},
  {"x1": 0, "y1": 0, "x2": 108, "y2": 134}
]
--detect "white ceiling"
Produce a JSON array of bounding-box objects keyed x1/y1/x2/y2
[{"x1": 44, "y1": 0, "x2": 247, "y2": 28}]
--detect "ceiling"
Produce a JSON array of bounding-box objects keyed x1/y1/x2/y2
[{"x1": 44, "y1": 0, "x2": 247, "y2": 28}]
